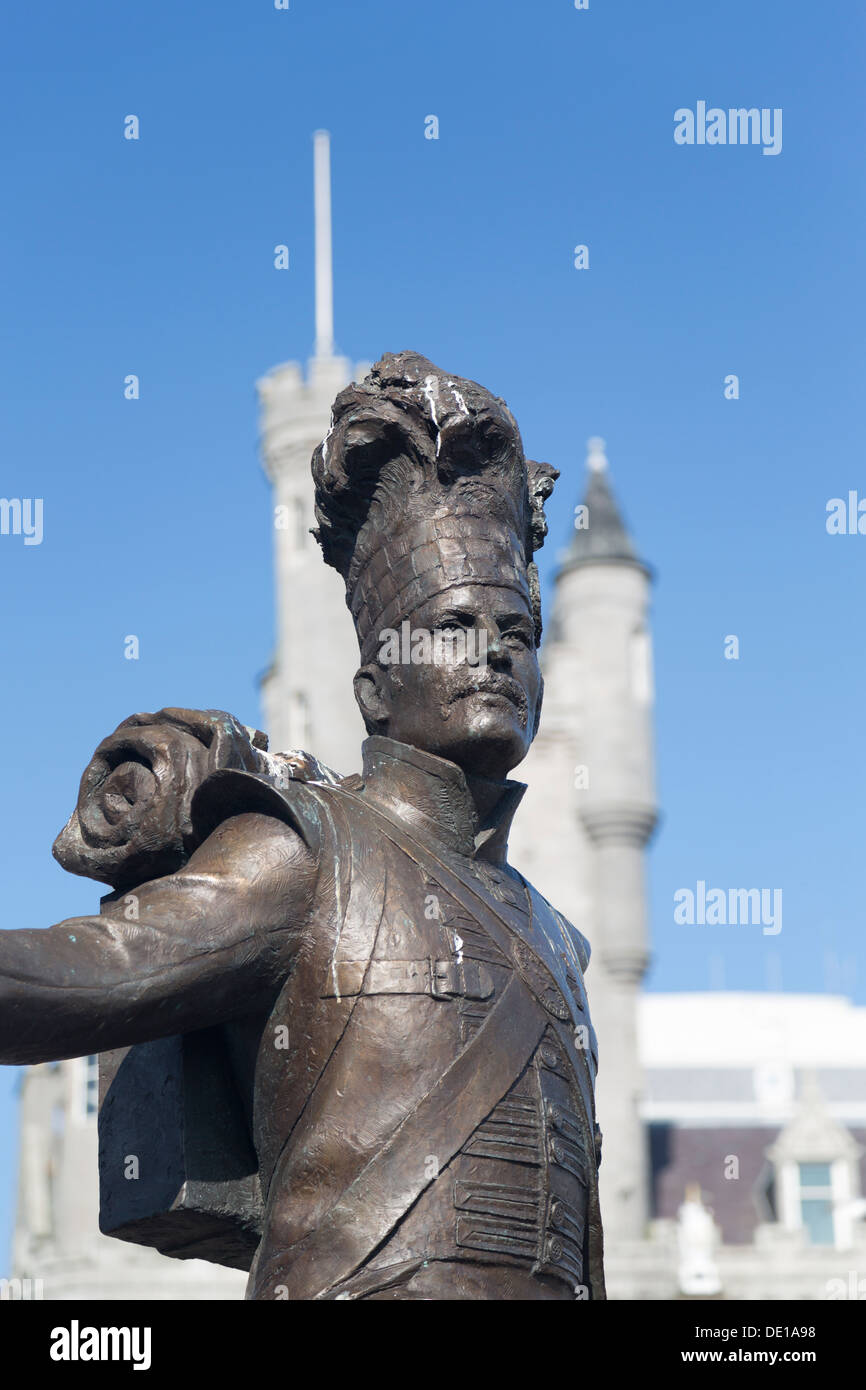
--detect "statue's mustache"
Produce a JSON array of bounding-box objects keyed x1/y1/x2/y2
[{"x1": 447, "y1": 672, "x2": 528, "y2": 725}]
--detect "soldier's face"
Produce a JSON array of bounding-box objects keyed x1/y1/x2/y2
[{"x1": 358, "y1": 584, "x2": 542, "y2": 778}]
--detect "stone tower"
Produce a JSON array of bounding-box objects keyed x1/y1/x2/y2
[
  {"x1": 509, "y1": 437, "x2": 657, "y2": 1244},
  {"x1": 258, "y1": 131, "x2": 368, "y2": 772}
]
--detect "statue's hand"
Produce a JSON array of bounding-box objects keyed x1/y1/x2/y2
[{"x1": 52, "y1": 708, "x2": 269, "y2": 891}]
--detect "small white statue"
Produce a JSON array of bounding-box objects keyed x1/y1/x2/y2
[{"x1": 677, "y1": 1183, "x2": 722, "y2": 1296}]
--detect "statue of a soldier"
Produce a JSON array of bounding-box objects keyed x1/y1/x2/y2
[{"x1": 0, "y1": 352, "x2": 605, "y2": 1300}]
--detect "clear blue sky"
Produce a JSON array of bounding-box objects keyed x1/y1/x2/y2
[{"x1": 1, "y1": 0, "x2": 864, "y2": 1264}]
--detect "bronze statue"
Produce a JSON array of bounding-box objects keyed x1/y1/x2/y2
[{"x1": 0, "y1": 352, "x2": 605, "y2": 1300}]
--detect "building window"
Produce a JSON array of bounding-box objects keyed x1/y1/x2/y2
[
  {"x1": 83, "y1": 1055, "x2": 99, "y2": 1119},
  {"x1": 293, "y1": 497, "x2": 308, "y2": 552},
  {"x1": 630, "y1": 627, "x2": 653, "y2": 705},
  {"x1": 767, "y1": 1076, "x2": 861, "y2": 1250},
  {"x1": 797, "y1": 1162, "x2": 834, "y2": 1245}
]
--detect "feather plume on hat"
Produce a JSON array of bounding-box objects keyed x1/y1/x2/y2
[{"x1": 311, "y1": 351, "x2": 558, "y2": 660}]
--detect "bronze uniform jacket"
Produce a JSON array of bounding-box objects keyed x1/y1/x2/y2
[{"x1": 199, "y1": 737, "x2": 606, "y2": 1301}]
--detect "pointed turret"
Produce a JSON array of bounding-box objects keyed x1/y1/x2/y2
[{"x1": 561, "y1": 438, "x2": 646, "y2": 573}]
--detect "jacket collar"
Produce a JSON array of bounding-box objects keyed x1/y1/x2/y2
[{"x1": 359, "y1": 735, "x2": 526, "y2": 865}]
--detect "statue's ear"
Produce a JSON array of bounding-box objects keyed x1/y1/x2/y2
[{"x1": 353, "y1": 664, "x2": 390, "y2": 732}]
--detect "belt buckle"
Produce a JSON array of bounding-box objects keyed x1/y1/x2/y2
[{"x1": 430, "y1": 957, "x2": 459, "y2": 999}]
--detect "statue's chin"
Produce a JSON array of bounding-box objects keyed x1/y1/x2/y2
[{"x1": 429, "y1": 716, "x2": 529, "y2": 780}]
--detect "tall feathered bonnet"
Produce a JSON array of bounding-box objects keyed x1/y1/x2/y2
[{"x1": 312, "y1": 351, "x2": 558, "y2": 661}]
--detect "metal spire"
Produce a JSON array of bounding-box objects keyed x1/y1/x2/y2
[{"x1": 313, "y1": 130, "x2": 335, "y2": 357}]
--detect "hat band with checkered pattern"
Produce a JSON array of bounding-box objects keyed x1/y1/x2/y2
[{"x1": 350, "y1": 514, "x2": 531, "y2": 661}]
